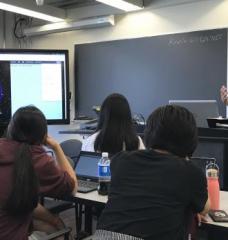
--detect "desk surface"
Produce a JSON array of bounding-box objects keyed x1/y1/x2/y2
[
  {"x1": 205, "y1": 191, "x2": 228, "y2": 228},
  {"x1": 75, "y1": 191, "x2": 107, "y2": 204},
  {"x1": 48, "y1": 123, "x2": 84, "y2": 143}
]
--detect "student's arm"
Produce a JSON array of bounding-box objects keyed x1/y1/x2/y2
[
  {"x1": 200, "y1": 198, "x2": 210, "y2": 216},
  {"x1": 197, "y1": 198, "x2": 210, "y2": 225},
  {"x1": 33, "y1": 203, "x2": 65, "y2": 230},
  {"x1": 45, "y1": 135, "x2": 78, "y2": 194},
  {"x1": 188, "y1": 163, "x2": 209, "y2": 215}
]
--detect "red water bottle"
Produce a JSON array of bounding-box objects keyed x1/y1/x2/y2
[{"x1": 206, "y1": 160, "x2": 220, "y2": 210}]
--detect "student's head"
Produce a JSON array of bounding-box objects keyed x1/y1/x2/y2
[
  {"x1": 4, "y1": 106, "x2": 46, "y2": 216},
  {"x1": 95, "y1": 93, "x2": 138, "y2": 154},
  {"x1": 97, "y1": 93, "x2": 132, "y2": 130},
  {"x1": 7, "y1": 105, "x2": 47, "y2": 145},
  {"x1": 144, "y1": 105, "x2": 198, "y2": 157}
]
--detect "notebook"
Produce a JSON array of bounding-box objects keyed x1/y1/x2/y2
[
  {"x1": 75, "y1": 151, "x2": 101, "y2": 193},
  {"x1": 168, "y1": 100, "x2": 219, "y2": 128}
]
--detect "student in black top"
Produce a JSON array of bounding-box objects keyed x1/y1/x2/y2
[{"x1": 96, "y1": 105, "x2": 209, "y2": 240}]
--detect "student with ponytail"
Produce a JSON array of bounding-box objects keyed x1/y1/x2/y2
[{"x1": 0, "y1": 106, "x2": 77, "y2": 240}]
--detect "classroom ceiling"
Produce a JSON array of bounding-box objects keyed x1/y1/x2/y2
[
  {"x1": 44, "y1": 0, "x2": 99, "y2": 9},
  {"x1": 42, "y1": 0, "x2": 156, "y2": 9},
  {"x1": 42, "y1": 0, "x2": 202, "y2": 10}
]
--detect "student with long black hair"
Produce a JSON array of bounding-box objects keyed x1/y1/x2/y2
[
  {"x1": 0, "y1": 106, "x2": 77, "y2": 240},
  {"x1": 82, "y1": 93, "x2": 145, "y2": 154}
]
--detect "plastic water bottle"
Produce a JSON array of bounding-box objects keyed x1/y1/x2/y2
[
  {"x1": 206, "y1": 160, "x2": 220, "y2": 210},
  {"x1": 98, "y1": 152, "x2": 111, "y2": 195}
]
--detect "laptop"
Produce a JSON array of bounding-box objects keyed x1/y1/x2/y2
[
  {"x1": 168, "y1": 100, "x2": 219, "y2": 128},
  {"x1": 75, "y1": 151, "x2": 101, "y2": 193}
]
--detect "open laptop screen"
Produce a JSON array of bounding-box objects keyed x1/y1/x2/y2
[
  {"x1": 168, "y1": 100, "x2": 219, "y2": 128},
  {"x1": 75, "y1": 151, "x2": 101, "y2": 180}
]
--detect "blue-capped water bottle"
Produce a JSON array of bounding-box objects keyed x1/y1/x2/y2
[{"x1": 98, "y1": 152, "x2": 111, "y2": 195}]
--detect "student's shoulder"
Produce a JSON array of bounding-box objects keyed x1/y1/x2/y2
[
  {"x1": 182, "y1": 159, "x2": 206, "y2": 180},
  {"x1": 30, "y1": 144, "x2": 48, "y2": 156},
  {"x1": 85, "y1": 131, "x2": 99, "y2": 141},
  {"x1": 82, "y1": 132, "x2": 99, "y2": 150}
]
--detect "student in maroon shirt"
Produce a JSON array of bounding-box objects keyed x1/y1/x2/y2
[{"x1": 0, "y1": 106, "x2": 77, "y2": 240}]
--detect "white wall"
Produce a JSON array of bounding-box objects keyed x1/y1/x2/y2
[
  {"x1": 2, "y1": 12, "x2": 20, "y2": 48},
  {"x1": 4, "y1": 0, "x2": 228, "y2": 119}
]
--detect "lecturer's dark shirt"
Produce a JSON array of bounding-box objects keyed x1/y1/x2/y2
[{"x1": 97, "y1": 149, "x2": 208, "y2": 240}]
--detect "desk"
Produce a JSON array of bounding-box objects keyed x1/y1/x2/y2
[
  {"x1": 48, "y1": 124, "x2": 85, "y2": 143},
  {"x1": 73, "y1": 191, "x2": 107, "y2": 235},
  {"x1": 75, "y1": 191, "x2": 107, "y2": 205},
  {"x1": 201, "y1": 191, "x2": 228, "y2": 240},
  {"x1": 205, "y1": 191, "x2": 228, "y2": 228}
]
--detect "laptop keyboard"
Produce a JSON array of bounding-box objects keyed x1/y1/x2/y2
[{"x1": 78, "y1": 180, "x2": 99, "y2": 193}]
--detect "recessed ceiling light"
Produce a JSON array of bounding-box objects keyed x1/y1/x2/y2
[
  {"x1": 0, "y1": 2, "x2": 65, "y2": 22},
  {"x1": 96, "y1": 0, "x2": 143, "y2": 12}
]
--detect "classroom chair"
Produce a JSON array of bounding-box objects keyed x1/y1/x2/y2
[
  {"x1": 30, "y1": 227, "x2": 71, "y2": 240},
  {"x1": 42, "y1": 139, "x2": 82, "y2": 237}
]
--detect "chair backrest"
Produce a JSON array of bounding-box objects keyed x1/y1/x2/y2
[
  {"x1": 60, "y1": 139, "x2": 82, "y2": 168},
  {"x1": 93, "y1": 230, "x2": 143, "y2": 240}
]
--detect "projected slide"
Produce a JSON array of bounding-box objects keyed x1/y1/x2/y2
[
  {"x1": 0, "y1": 50, "x2": 69, "y2": 124},
  {"x1": 11, "y1": 62, "x2": 63, "y2": 119}
]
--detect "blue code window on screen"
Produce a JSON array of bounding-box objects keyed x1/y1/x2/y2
[{"x1": 11, "y1": 62, "x2": 63, "y2": 120}]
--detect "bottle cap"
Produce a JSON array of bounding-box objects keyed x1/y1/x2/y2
[
  {"x1": 206, "y1": 168, "x2": 219, "y2": 178},
  {"x1": 102, "y1": 152, "x2": 108, "y2": 157}
]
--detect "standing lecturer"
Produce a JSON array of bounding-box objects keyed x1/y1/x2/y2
[{"x1": 220, "y1": 85, "x2": 228, "y2": 105}]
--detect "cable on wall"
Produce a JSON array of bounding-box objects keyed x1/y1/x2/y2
[{"x1": 13, "y1": 14, "x2": 33, "y2": 48}]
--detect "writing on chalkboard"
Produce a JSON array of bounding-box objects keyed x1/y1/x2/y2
[{"x1": 168, "y1": 33, "x2": 224, "y2": 46}]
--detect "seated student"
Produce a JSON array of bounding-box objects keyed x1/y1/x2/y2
[
  {"x1": 0, "y1": 106, "x2": 77, "y2": 240},
  {"x1": 95, "y1": 105, "x2": 210, "y2": 240},
  {"x1": 82, "y1": 93, "x2": 145, "y2": 154}
]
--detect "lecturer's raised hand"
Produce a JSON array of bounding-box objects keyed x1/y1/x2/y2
[{"x1": 220, "y1": 85, "x2": 228, "y2": 105}]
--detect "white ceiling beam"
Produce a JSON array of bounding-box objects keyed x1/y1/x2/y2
[
  {"x1": 24, "y1": 15, "x2": 115, "y2": 36},
  {"x1": 67, "y1": 4, "x2": 124, "y2": 20},
  {"x1": 0, "y1": 0, "x2": 66, "y2": 22}
]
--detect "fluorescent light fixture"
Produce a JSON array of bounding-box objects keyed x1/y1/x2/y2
[
  {"x1": 24, "y1": 15, "x2": 115, "y2": 36},
  {"x1": 0, "y1": 1, "x2": 65, "y2": 22},
  {"x1": 96, "y1": 0, "x2": 143, "y2": 11}
]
